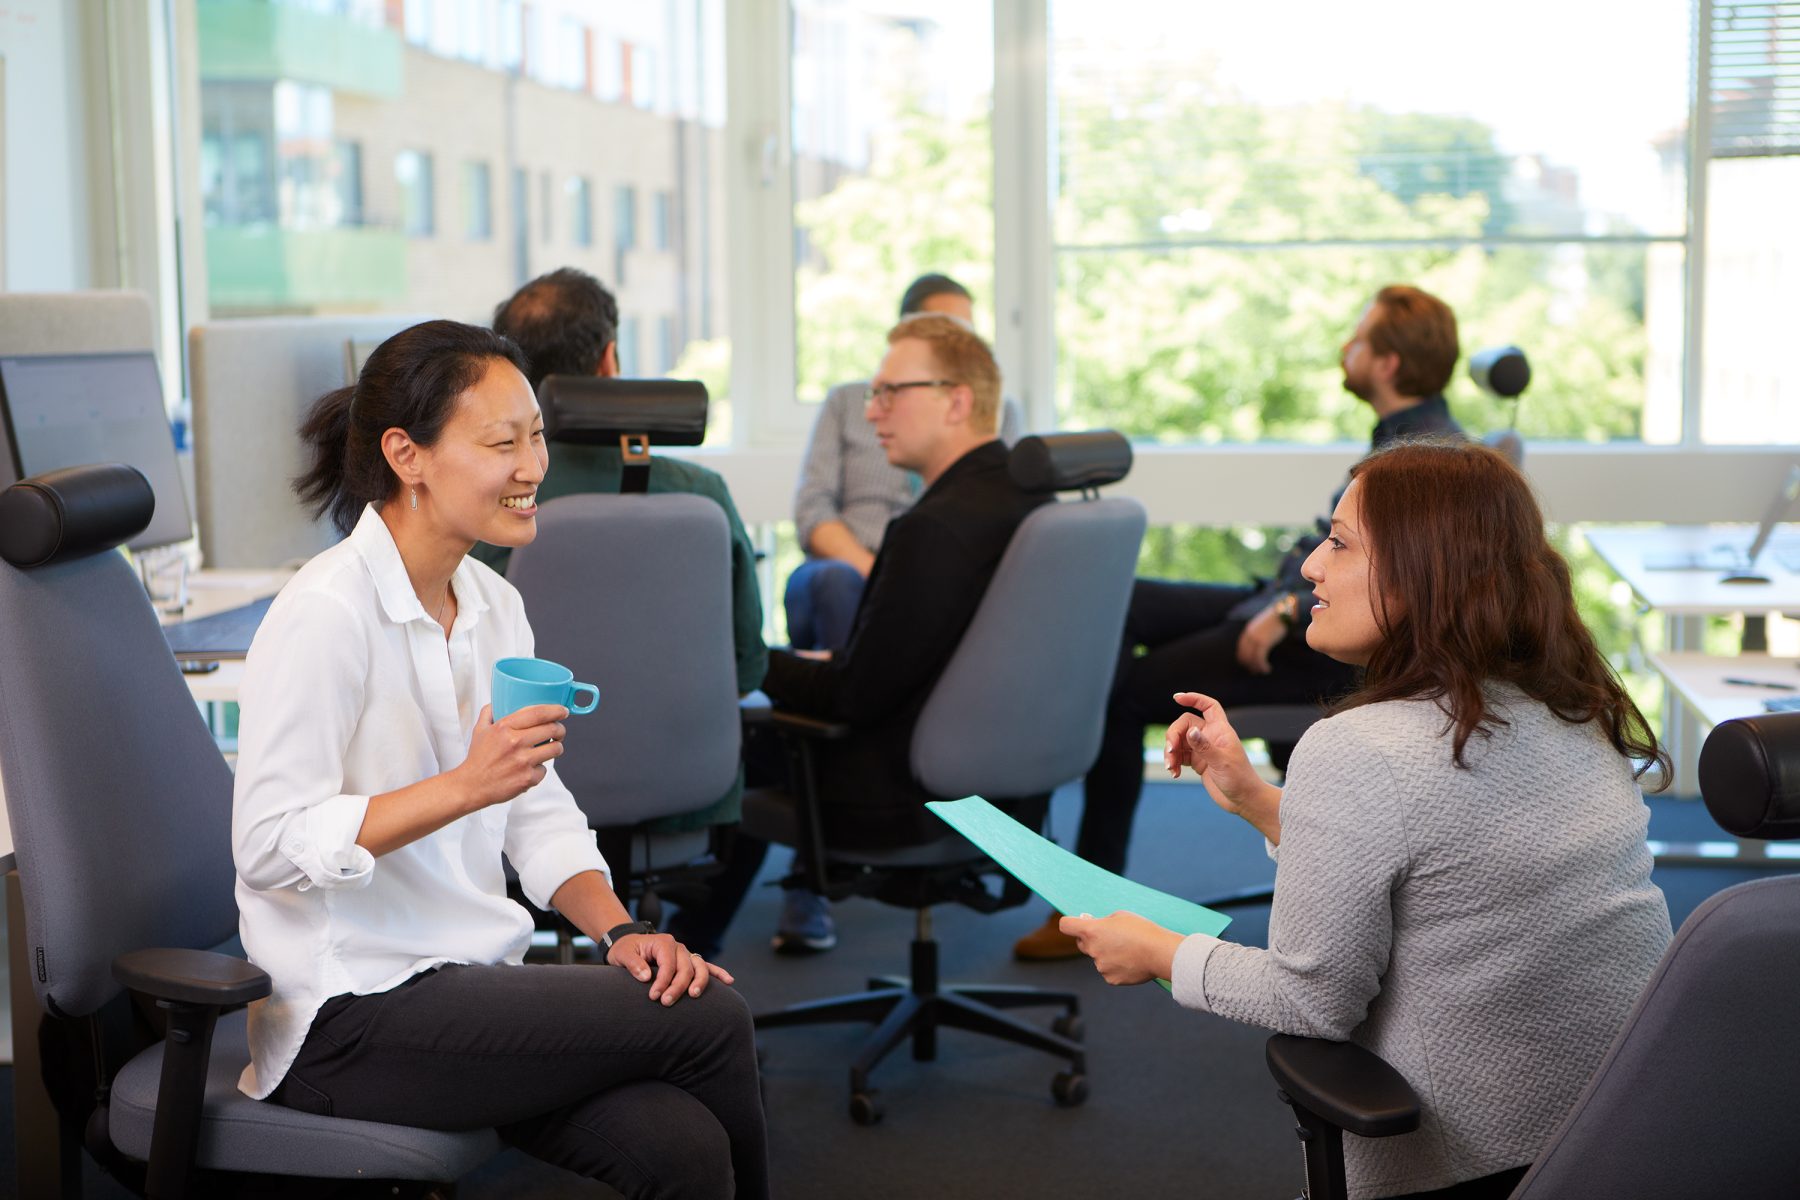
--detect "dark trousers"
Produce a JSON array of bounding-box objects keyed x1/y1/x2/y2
[
  {"x1": 1076, "y1": 579, "x2": 1359, "y2": 874},
  {"x1": 782, "y1": 557, "x2": 866, "y2": 652},
  {"x1": 270, "y1": 963, "x2": 770, "y2": 1200}
]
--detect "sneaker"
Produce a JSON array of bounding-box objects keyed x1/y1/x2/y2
[
  {"x1": 1012, "y1": 911, "x2": 1082, "y2": 961},
  {"x1": 772, "y1": 888, "x2": 837, "y2": 955}
]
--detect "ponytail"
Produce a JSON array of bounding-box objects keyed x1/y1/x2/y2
[{"x1": 294, "y1": 385, "x2": 359, "y2": 536}]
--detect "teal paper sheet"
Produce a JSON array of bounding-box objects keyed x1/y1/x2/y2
[{"x1": 926, "y1": 796, "x2": 1232, "y2": 943}]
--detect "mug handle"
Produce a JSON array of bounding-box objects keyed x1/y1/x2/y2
[{"x1": 568, "y1": 684, "x2": 600, "y2": 714}]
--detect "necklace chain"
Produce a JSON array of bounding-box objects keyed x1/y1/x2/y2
[{"x1": 435, "y1": 584, "x2": 451, "y2": 628}]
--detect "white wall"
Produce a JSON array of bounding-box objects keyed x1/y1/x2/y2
[{"x1": 0, "y1": 0, "x2": 95, "y2": 291}]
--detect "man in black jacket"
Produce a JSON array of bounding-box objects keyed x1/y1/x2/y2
[
  {"x1": 1013, "y1": 284, "x2": 1468, "y2": 960},
  {"x1": 674, "y1": 314, "x2": 1048, "y2": 955}
]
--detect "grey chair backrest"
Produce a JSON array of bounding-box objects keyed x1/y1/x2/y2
[
  {"x1": 0, "y1": 467, "x2": 240, "y2": 1019},
  {"x1": 911, "y1": 494, "x2": 1147, "y2": 799},
  {"x1": 1511, "y1": 711, "x2": 1800, "y2": 1198},
  {"x1": 507, "y1": 492, "x2": 740, "y2": 824}
]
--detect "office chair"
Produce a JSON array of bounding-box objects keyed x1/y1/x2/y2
[
  {"x1": 750, "y1": 432, "x2": 1146, "y2": 1124},
  {"x1": 506, "y1": 377, "x2": 740, "y2": 949},
  {"x1": 1261, "y1": 711, "x2": 1800, "y2": 1200},
  {"x1": 0, "y1": 464, "x2": 499, "y2": 1197}
]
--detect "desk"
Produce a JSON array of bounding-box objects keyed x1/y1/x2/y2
[{"x1": 1583, "y1": 525, "x2": 1800, "y2": 795}]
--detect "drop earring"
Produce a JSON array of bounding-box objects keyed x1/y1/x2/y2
[{"x1": 410, "y1": 488, "x2": 418, "y2": 510}]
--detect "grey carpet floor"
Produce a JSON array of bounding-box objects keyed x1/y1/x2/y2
[{"x1": 3, "y1": 783, "x2": 1776, "y2": 1199}]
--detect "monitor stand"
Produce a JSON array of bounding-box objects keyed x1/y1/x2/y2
[{"x1": 1720, "y1": 570, "x2": 1772, "y2": 585}]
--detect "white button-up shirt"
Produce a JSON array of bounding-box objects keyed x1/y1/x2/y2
[{"x1": 232, "y1": 505, "x2": 609, "y2": 1098}]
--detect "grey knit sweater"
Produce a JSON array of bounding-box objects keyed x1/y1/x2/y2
[{"x1": 1171, "y1": 687, "x2": 1672, "y2": 1199}]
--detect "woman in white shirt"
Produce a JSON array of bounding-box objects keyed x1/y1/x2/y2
[{"x1": 233, "y1": 319, "x2": 768, "y2": 1199}]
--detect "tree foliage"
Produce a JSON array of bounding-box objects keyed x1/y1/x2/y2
[{"x1": 780, "y1": 78, "x2": 1657, "y2": 677}]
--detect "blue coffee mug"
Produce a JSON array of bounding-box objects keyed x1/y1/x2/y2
[{"x1": 491, "y1": 656, "x2": 599, "y2": 720}]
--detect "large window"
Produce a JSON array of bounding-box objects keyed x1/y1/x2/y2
[
  {"x1": 1049, "y1": 0, "x2": 1692, "y2": 446},
  {"x1": 395, "y1": 150, "x2": 435, "y2": 237},
  {"x1": 789, "y1": 0, "x2": 995, "y2": 402},
  {"x1": 190, "y1": 0, "x2": 730, "y2": 429},
  {"x1": 463, "y1": 160, "x2": 492, "y2": 241}
]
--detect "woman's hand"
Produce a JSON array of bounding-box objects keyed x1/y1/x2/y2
[
  {"x1": 1164, "y1": 692, "x2": 1283, "y2": 843},
  {"x1": 1058, "y1": 912, "x2": 1184, "y2": 986},
  {"x1": 606, "y1": 933, "x2": 736, "y2": 1005},
  {"x1": 453, "y1": 703, "x2": 568, "y2": 811}
]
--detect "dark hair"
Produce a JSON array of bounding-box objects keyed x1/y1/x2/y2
[
  {"x1": 294, "y1": 320, "x2": 528, "y2": 535},
  {"x1": 1367, "y1": 284, "x2": 1459, "y2": 398},
  {"x1": 1337, "y1": 440, "x2": 1668, "y2": 784},
  {"x1": 492, "y1": 267, "x2": 619, "y2": 389},
  {"x1": 898, "y1": 273, "x2": 973, "y2": 319}
]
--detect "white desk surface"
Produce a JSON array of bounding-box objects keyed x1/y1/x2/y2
[
  {"x1": 1648, "y1": 651, "x2": 1800, "y2": 730},
  {"x1": 1584, "y1": 525, "x2": 1800, "y2": 616}
]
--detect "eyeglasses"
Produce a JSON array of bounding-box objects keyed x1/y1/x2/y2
[{"x1": 863, "y1": 379, "x2": 958, "y2": 410}]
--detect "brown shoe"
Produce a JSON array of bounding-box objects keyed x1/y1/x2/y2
[{"x1": 1012, "y1": 911, "x2": 1082, "y2": 961}]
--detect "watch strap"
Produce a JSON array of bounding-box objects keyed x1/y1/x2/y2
[{"x1": 600, "y1": 919, "x2": 656, "y2": 950}]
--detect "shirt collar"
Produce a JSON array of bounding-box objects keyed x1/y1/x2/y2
[
  {"x1": 1372, "y1": 394, "x2": 1451, "y2": 447},
  {"x1": 348, "y1": 503, "x2": 493, "y2": 627}
]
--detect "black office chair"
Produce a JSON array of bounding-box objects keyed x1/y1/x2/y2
[
  {"x1": 0, "y1": 465, "x2": 499, "y2": 1197},
  {"x1": 1262, "y1": 711, "x2": 1800, "y2": 1200},
  {"x1": 750, "y1": 432, "x2": 1147, "y2": 1124},
  {"x1": 506, "y1": 377, "x2": 740, "y2": 949}
]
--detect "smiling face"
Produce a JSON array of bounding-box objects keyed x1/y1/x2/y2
[
  {"x1": 1299, "y1": 479, "x2": 1388, "y2": 666},
  {"x1": 408, "y1": 357, "x2": 548, "y2": 548}
]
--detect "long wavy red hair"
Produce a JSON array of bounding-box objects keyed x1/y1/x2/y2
[{"x1": 1337, "y1": 440, "x2": 1667, "y2": 783}]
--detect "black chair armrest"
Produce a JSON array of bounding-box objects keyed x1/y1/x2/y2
[
  {"x1": 769, "y1": 708, "x2": 852, "y2": 740},
  {"x1": 110, "y1": 949, "x2": 271, "y2": 1196},
  {"x1": 113, "y1": 948, "x2": 271, "y2": 1008},
  {"x1": 1266, "y1": 1034, "x2": 1420, "y2": 1139}
]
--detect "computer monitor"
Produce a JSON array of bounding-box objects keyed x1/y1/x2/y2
[
  {"x1": 0, "y1": 351, "x2": 194, "y2": 550},
  {"x1": 1643, "y1": 461, "x2": 1800, "y2": 582},
  {"x1": 344, "y1": 336, "x2": 384, "y2": 384}
]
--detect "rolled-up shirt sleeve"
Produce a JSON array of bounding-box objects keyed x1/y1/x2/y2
[
  {"x1": 503, "y1": 761, "x2": 611, "y2": 910},
  {"x1": 233, "y1": 590, "x2": 377, "y2": 893},
  {"x1": 497, "y1": 608, "x2": 611, "y2": 909}
]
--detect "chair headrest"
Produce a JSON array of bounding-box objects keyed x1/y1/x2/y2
[
  {"x1": 538, "y1": 376, "x2": 709, "y2": 447},
  {"x1": 0, "y1": 464, "x2": 155, "y2": 568},
  {"x1": 1469, "y1": 345, "x2": 1531, "y2": 399},
  {"x1": 1008, "y1": 431, "x2": 1133, "y2": 493},
  {"x1": 1699, "y1": 713, "x2": 1800, "y2": 840}
]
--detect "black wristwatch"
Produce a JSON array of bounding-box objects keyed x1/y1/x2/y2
[{"x1": 600, "y1": 920, "x2": 656, "y2": 952}]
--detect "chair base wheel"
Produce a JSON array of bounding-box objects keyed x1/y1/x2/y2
[
  {"x1": 1051, "y1": 1013, "x2": 1084, "y2": 1042},
  {"x1": 1051, "y1": 1070, "x2": 1088, "y2": 1107},
  {"x1": 849, "y1": 1090, "x2": 885, "y2": 1125}
]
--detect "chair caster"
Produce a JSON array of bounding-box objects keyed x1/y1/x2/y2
[
  {"x1": 849, "y1": 1090, "x2": 885, "y2": 1126},
  {"x1": 1051, "y1": 1013, "x2": 1084, "y2": 1042},
  {"x1": 1051, "y1": 1070, "x2": 1088, "y2": 1107}
]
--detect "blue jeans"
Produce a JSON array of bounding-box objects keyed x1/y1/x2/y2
[{"x1": 782, "y1": 557, "x2": 866, "y2": 651}]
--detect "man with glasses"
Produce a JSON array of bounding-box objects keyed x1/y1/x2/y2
[
  {"x1": 671, "y1": 314, "x2": 1048, "y2": 957},
  {"x1": 785, "y1": 274, "x2": 1021, "y2": 654}
]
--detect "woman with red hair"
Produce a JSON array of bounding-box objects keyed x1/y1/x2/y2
[{"x1": 1064, "y1": 440, "x2": 1672, "y2": 1200}]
